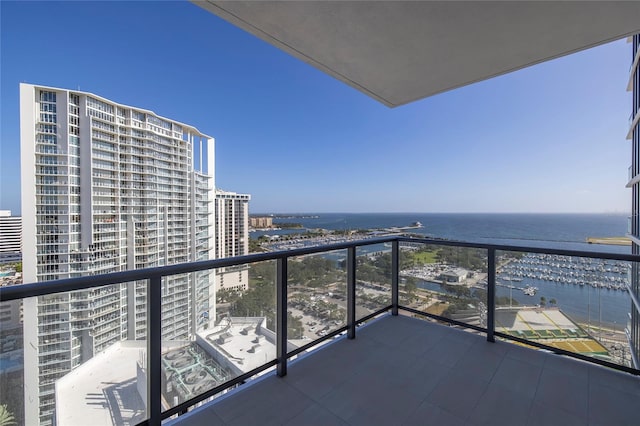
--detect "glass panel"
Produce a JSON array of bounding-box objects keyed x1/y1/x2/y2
[
  {"x1": 161, "y1": 261, "x2": 277, "y2": 411},
  {"x1": 496, "y1": 251, "x2": 633, "y2": 368},
  {"x1": 288, "y1": 250, "x2": 347, "y2": 344},
  {"x1": 356, "y1": 243, "x2": 392, "y2": 318},
  {"x1": 0, "y1": 298, "x2": 24, "y2": 426},
  {"x1": 400, "y1": 243, "x2": 488, "y2": 330},
  {"x1": 3, "y1": 281, "x2": 148, "y2": 426}
]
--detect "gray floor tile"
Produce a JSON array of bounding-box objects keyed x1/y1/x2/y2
[
  {"x1": 323, "y1": 365, "x2": 425, "y2": 422},
  {"x1": 398, "y1": 324, "x2": 448, "y2": 357},
  {"x1": 343, "y1": 391, "x2": 424, "y2": 426},
  {"x1": 543, "y1": 353, "x2": 591, "y2": 382},
  {"x1": 533, "y1": 368, "x2": 588, "y2": 420},
  {"x1": 489, "y1": 356, "x2": 543, "y2": 399},
  {"x1": 588, "y1": 381, "x2": 638, "y2": 425},
  {"x1": 426, "y1": 370, "x2": 489, "y2": 420},
  {"x1": 357, "y1": 315, "x2": 423, "y2": 346},
  {"x1": 473, "y1": 338, "x2": 511, "y2": 357},
  {"x1": 286, "y1": 342, "x2": 369, "y2": 401},
  {"x1": 401, "y1": 400, "x2": 467, "y2": 426},
  {"x1": 468, "y1": 384, "x2": 532, "y2": 426},
  {"x1": 503, "y1": 342, "x2": 550, "y2": 368},
  {"x1": 453, "y1": 341, "x2": 507, "y2": 383},
  {"x1": 526, "y1": 401, "x2": 585, "y2": 426},
  {"x1": 422, "y1": 335, "x2": 476, "y2": 368},
  {"x1": 284, "y1": 403, "x2": 347, "y2": 426},
  {"x1": 170, "y1": 406, "x2": 226, "y2": 426},
  {"x1": 212, "y1": 378, "x2": 313, "y2": 424},
  {"x1": 284, "y1": 367, "x2": 354, "y2": 403},
  {"x1": 172, "y1": 316, "x2": 639, "y2": 426},
  {"x1": 588, "y1": 364, "x2": 640, "y2": 396}
]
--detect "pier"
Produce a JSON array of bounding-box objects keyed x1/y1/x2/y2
[{"x1": 586, "y1": 236, "x2": 631, "y2": 246}]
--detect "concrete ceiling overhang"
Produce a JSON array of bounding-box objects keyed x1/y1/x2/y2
[{"x1": 194, "y1": 1, "x2": 640, "y2": 108}]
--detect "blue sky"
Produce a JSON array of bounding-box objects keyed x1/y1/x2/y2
[{"x1": 0, "y1": 1, "x2": 633, "y2": 214}]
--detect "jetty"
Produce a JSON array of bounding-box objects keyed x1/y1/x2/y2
[{"x1": 586, "y1": 236, "x2": 631, "y2": 246}]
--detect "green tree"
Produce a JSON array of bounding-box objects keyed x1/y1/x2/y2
[
  {"x1": 288, "y1": 314, "x2": 304, "y2": 339},
  {"x1": 539, "y1": 296, "x2": 546, "y2": 307},
  {"x1": 0, "y1": 405, "x2": 16, "y2": 426},
  {"x1": 404, "y1": 277, "x2": 417, "y2": 301},
  {"x1": 549, "y1": 298, "x2": 557, "y2": 306},
  {"x1": 249, "y1": 238, "x2": 266, "y2": 253},
  {"x1": 216, "y1": 288, "x2": 241, "y2": 304}
]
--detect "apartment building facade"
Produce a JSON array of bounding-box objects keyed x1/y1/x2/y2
[
  {"x1": 214, "y1": 190, "x2": 250, "y2": 293},
  {"x1": 19, "y1": 84, "x2": 215, "y2": 425},
  {"x1": 0, "y1": 210, "x2": 22, "y2": 264},
  {"x1": 249, "y1": 216, "x2": 273, "y2": 229}
]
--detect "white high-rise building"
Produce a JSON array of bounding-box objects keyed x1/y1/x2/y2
[
  {"x1": 0, "y1": 210, "x2": 22, "y2": 263},
  {"x1": 214, "y1": 190, "x2": 250, "y2": 293},
  {"x1": 19, "y1": 83, "x2": 215, "y2": 425}
]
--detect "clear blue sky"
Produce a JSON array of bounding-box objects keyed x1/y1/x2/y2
[{"x1": 0, "y1": 1, "x2": 633, "y2": 214}]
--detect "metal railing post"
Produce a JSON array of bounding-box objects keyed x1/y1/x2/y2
[
  {"x1": 148, "y1": 276, "x2": 162, "y2": 425},
  {"x1": 487, "y1": 248, "x2": 496, "y2": 343},
  {"x1": 347, "y1": 246, "x2": 356, "y2": 339},
  {"x1": 392, "y1": 240, "x2": 399, "y2": 316},
  {"x1": 277, "y1": 257, "x2": 288, "y2": 377}
]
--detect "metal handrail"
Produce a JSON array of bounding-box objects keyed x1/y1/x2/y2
[
  {"x1": 3, "y1": 235, "x2": 640, "y2": 426},
  {"x1": 0, "y1": 236, "x2": 396, "y2": 302},
  {"x1": 5, "y1": 235, "x2": 640, "y2": 301}
]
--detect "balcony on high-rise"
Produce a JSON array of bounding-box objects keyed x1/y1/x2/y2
[
  {"x1": 2, "y1": 236, "x2": 640, "y2": 425},
  {"x1": 4, "y1": 2, "x2": 640, "y2": 425}
]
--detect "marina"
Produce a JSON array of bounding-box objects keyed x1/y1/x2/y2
[
  {"x1": 498, "y1": 253, "x2": 629, "y2": 291},
  {"x1": 252, "y1": 213, "x2": 632, "y2": 337}
]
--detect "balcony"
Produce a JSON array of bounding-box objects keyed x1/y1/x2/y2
[
  {"x1": 2, "y1": 237, "x2": 639, "y2": 426},
  {"x1": 172, "y1": 314, "x2": 639, "y2": 426}
]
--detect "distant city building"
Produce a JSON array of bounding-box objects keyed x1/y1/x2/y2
[
  {"x1": 196, "y1": 317, "x2": 278, "y2": 375},
  {"x1": 439, "y1": 268, "x2": 468, "y2": 283},
  {"x1": 20, "y1": 83, "x2": 215, "y2": 425},
  {"x1": 628, "y1": 35, "x2": 640, "y2": 369},
  {"x1": 249, "y1": 216, "x2": 273, "y2": 229},
  {"x1": 0, "y1": 210, "x2": 21, "y2": 264},
  {"x1": 0, "y1": 269, "x2": 22, "y2": 330},
  {"x1": 215, "y1": 190, "x2": 250, "y2": 292},
  {"x1": 0, "y1": 295, "x2": 22, "y2": 331}
]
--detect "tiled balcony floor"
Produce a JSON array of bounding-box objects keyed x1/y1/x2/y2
[{"x1": 170, "y1": 315, "x2": 640, "y2": 426}]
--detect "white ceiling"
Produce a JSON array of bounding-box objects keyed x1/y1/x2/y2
[{"x1": 194, "y1": 1, "x2": 640, "y2": 107}]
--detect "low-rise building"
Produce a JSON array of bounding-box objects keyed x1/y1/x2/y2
[
  {"x1": 249, "y1": 216, "x2": 273, "y2": 229},
  {"x1": 439, "y1": 268, "x2": 469, "y2": 283},
  {"x1": 0, "y1": 211, "x2": 21, "y2": 264}
]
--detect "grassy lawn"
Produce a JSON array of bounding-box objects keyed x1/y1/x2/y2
[
  {"x1": 425, "y1": 302, "x2": 449, "y2": 316},
  {"x1": 411, "y1": 250, "x2": 439, "y2": 264}
]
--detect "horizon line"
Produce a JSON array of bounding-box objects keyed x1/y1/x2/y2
[{"x1": 249, "y1": 211, "x2": 631, "y2": 215}]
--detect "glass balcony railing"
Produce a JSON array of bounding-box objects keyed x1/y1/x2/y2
[{"x1": 1, "y1": 236, "x2": 639, "y2": 426}]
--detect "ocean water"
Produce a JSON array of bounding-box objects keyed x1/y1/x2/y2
[{"x1": 257, "y1": 212, "x2": 629, "y2": 253}]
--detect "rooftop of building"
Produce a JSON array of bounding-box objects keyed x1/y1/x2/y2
[
  {"x1": 55, "y1": 340, "x2": 233, "y2": 426},
  {"x1": 55, "y1": 341, "x2": 148, "y2": 426},
  {"x1": 20, "y1": 82, "x2": 212, "y2": 139},
  {"x1": 196, "y1": 317, "x2": 278, "y2": 375}
]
